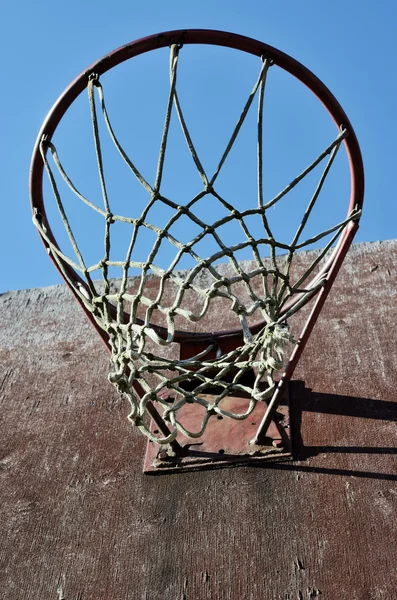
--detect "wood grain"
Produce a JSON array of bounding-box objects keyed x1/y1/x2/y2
[{"x1": 0, "y1": 240, "x2": 396, "y2": 600}]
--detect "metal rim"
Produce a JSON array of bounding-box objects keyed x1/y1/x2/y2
[{"x1": 30, "y1": 29, "x2": 364, "y2": 345}]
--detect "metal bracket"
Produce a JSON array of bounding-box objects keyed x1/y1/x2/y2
[{"x1": 143, "y1": 381, "x2": 304, "y2": 474}]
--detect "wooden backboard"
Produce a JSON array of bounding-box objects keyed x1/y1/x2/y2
[{"x1": 1, "y1": 240, "x2": 396, "y2": 599}]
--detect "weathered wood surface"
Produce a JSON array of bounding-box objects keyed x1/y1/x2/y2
[{"x1": 0, "y1": 240, "x2": 396, "y2": 600}]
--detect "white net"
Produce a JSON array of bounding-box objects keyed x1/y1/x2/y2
[{"x1": 34, "y1": 44, "x2": 360, "y2": 444}]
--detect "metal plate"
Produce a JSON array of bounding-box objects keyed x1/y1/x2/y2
[{"x1": 143, "y1": 392, "x2": 293, "y2": 473}]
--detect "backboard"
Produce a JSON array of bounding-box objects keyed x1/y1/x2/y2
[{"x1": 1, "y1": 239, "x2": 396, "y2": 599}]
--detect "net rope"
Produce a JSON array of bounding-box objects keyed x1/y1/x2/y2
[{"x1": 34, "y1": 44, "x2": 361, "y2": 444}]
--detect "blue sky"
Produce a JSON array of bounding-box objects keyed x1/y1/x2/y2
[{"x1": 1, "y1": 0, "x2": 395, "y2": 292}]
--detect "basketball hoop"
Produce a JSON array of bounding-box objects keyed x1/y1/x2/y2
[{"x1": 30, "y1": 30, "x2": 364, "y2": 472}]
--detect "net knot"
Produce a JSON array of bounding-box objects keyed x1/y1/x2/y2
[
  {"x1": 108, "y1": 371, "x2": 128, "y2": 391},
  {"x1": 162, "y1": 409, "x2": 171, "y2": 422},
  {"x1": 264, "y1": 296, "x2": 276, "y2": 306},
  {"x1": 212, "y1": 277, "x2": 228, "y2": 289}
]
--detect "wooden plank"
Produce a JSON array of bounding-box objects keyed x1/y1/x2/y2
[{"x1": 0, "y1": 240, "x2": 396, "y2": 599}]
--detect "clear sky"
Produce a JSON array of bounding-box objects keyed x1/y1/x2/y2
[{"x1": 1, "y1": 0, "x2": 395, "y2": 292}]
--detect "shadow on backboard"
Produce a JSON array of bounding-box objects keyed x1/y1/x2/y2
[
  {"x1": 256, "y1": 461, "x2": 397, "y2": 481},
  {"x1": 275, "y1": 381, "x2": 397, "y2": 481},
  {"x1": 145, "y1": 381, "x2": 397, "y2": 479}
]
